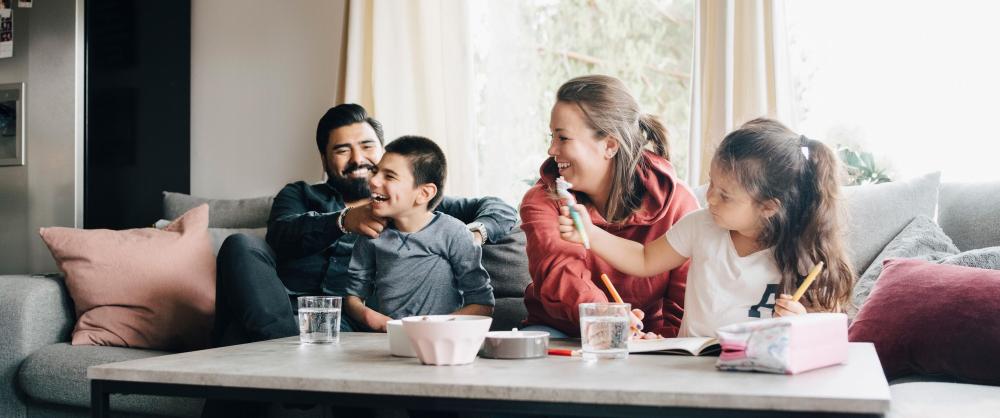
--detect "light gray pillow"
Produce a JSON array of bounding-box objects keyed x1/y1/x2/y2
[
  {"x1": 162, "y1": 191, "x2": 273, "y2": 229},
  {"x1": 939, "y1": 181, "x2": 1000, "y2": 252},
  {"x1": 849, "y1": 216, "x2": 958, "y2": 318},
  {"x1": 843, "y1": 172, "x2": 941, "y2": 275},
  {"x1": 154, "y1": 219, "x2": 267, "y2": 255},
  {"x1": 938, "y1": 247, "x2": 1000, "y2": 270}
]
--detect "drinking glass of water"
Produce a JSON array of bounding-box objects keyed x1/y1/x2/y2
[
  {"x1": 298, "y1": 296, "x2": 342, "y2": 344},
  {"x1": 579, "y1": 302, "x2": 630, "y2": 359}
]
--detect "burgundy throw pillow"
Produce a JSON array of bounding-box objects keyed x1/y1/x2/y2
[
  {"x1": 849, "y1": 258, "x2": 1000, "y2": 384},
  {"x1": 39, "y1": 204, "x2": 216, "y2": 351}
]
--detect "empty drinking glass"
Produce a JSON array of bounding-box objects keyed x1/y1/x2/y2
[
  {"x1": 579, "y1": 302, "x2": 630, "y2": 359},
  {"x1": 298, "y1": 296, "x2": 342, "y2": 344}
]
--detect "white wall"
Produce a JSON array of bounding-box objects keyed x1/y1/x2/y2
[{"x1": 191, "y1": 0, "x2": 346, "y2": 199}]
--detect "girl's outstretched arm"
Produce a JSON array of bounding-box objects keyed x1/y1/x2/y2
[{"x1": 558, "y1": 204, "x2": 688, "y2": 277}]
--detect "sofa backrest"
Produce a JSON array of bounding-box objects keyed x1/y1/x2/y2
[{"x1": 938, "y1": 182, "x2": 1000, "y2": 252}]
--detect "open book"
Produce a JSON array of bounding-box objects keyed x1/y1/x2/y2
[{"x1": 628, "y1": 337, "x2": 721, "y2": 356}]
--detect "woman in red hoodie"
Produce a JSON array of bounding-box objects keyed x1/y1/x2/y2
[{"x1": 520, "y1": 75, "x2": 699, "y2": 338}]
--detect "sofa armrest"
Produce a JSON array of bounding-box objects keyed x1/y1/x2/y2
[{"x1": 0, "y1": 274, "x2": 75, "y2": 418}]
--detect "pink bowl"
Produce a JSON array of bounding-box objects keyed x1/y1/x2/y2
[{"x1": 401, "y1": 315, "x2": 492, "y2": 365}]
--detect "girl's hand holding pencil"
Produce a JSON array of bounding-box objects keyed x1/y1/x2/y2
[
  {"x1": 775, "y1": 261, "x2": 824, "y2": 317},
  {"x1": 558, "y1": 203, "x2": 594, "y2": 245}
]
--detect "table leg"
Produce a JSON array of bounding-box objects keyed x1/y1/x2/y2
[{"x1": 91, "y1": 380, "x2": 109, "y2": 418}]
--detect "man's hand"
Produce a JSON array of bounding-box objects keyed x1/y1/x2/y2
[
  {"x1": 343, "y1": 202, "x2": 387, "y2": 238},
  {"x1": 471, "y1": 230, "x2": 484, "y2": 245}
]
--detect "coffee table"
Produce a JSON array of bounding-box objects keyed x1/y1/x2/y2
[{"x1": 88, "y1": 333, "x2": 890, "y2": 417}]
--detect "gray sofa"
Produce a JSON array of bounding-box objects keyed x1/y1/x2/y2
[
  {"x1": 1, "y1": 192, "x2": 531, "y2": 418},
  {"x1": 3, "y1": 176, "x2": 1000, "y2": 417}
]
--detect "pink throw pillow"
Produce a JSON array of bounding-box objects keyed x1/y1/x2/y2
[
  {"x1": 39, "y1": 204, "x2": 216, "y2": 351},
  {"x1": 848, "y1": 258, "x2": 1000, "y2": 384}
]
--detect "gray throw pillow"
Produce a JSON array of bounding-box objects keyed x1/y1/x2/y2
[
  {"x1": 154, "y1": 219, "x2": 267, "y2": 256},
  {"x1": 843, "y1": 172, "x2": 941, "y2": 275},
  {"x1": 939, "y1": 247, "x2": 1000, "y2": 270},
  {"x1": 849, "y1": 216, "x2": 958, "y2": 318},
  {"x1": 162, "y1": 191, "x2": 273, "y2": 229},
  {"x1": 939, "y1": 181, "x2": 1000, "y2": 252}
]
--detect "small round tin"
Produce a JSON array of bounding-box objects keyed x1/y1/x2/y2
[{"x1": 479, "y1": 329, "x2": 549, "y2": 359}]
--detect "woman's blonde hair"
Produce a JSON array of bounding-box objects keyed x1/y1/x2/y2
[{"x1": 556, "y1": 75, "x2": 671, "y2": 223}]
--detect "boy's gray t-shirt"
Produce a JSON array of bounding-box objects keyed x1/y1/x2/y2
[{"x1": 344, "y1": 212, "x2": 495, "y2": 319}]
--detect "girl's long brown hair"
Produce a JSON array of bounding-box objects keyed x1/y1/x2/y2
[{"x1": 714, "y1": 118, "x2": 854, "y2": 311}]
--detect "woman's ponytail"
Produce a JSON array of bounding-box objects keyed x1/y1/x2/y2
[{"x1": 639, "y1": 113, "x2": 670, "y2": 160}]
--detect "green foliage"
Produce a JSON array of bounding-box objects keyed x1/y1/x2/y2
[
  {"x1": 524, "y1": 0, "x2": 695, "y2": 179},
  {"x1": 837, "y1": 145, "x2": 892, "y2": 185}
]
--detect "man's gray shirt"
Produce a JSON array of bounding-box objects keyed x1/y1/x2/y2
[{"x1": 344, "y1": 212, "x2": 495, "y2": 319}]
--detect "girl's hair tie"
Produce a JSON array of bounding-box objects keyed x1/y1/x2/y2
[{"x1": 799, "y1": 135, "x2": 810, "y2": 160}]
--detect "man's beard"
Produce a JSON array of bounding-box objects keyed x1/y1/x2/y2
[{"x1": 327, "y1": 162, "x2": 376, "y2": 202}]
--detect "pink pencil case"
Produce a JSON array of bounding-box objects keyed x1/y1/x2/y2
[{"x1": 715, "y1": 313, "x2": 848, "y2": 375}]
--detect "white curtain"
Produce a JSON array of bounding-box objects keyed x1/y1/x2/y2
[
  {"x1": 341, "y1": 0, "x2": 479, "y2": 197},
  {"x1": 689, "y1": 0, "x2": 795, "y2": 185}
]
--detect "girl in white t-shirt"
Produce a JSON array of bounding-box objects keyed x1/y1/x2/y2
[{"x1": 558, "y1": 118, "x2": 855, "y2": 337}]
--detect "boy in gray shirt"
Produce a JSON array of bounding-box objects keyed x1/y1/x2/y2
[{"x1": 344, "y1": 136, "x2": 494, "y2": 332}]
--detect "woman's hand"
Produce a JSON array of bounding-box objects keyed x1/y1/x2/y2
[
  {"x1": 557, "y1": 203, "x2": 593, "y2": 244},
  {"x1": 774, "y1": 294, "x2": 808, "y2": 317}
]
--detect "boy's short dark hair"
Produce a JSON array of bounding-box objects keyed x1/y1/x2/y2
[
  {"x1": 384, "y1": 136, "x2": 446, "y2": 210},
  {"x1": 315, "y1": 103, "x2": 384, "y2": 154}
]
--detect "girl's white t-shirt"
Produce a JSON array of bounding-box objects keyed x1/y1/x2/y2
[{"x1": 666, "y1": 209, "x2": 783, "y2": 338}]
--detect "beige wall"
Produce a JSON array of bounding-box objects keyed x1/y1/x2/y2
[{"x1": 191, "y1": 0, "x2": 347, "y2": 199}]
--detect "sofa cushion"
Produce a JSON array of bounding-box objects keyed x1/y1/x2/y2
[
  {"x1": 850, "y1": 216, "x2": 959, "y2": 317},
  {"x1": 849, "y1": 258, "x2": 1000, "y2": 384},
  {"x1": 939, "y1": 181, "x2": 1000, "y2": 252},
  {"x1": 163, "y1": 191, "x2": 273, "y2": 229},
  {"x1": 18, "y1": 343, "x2": 203, "y2": 417},
  {"x1": 481, "y1": 228, "x2": 530, "y2": 298},
  {"x1": 39, "y1": 205, "x2": 216, "y2": 351},
  {"x1": 842, "y1": 172, "x2": 941, "y2": 274},
  {"x1": 888, "y1": 382, "x2": 1000, "y2": 418},
  {"x1": 491, "y1": 297, "x2": 529, "y2": 332}
]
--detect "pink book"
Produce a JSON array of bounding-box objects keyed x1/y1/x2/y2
[{"x1": 715, "y1": 313, "x2": 848, "y2": 375}]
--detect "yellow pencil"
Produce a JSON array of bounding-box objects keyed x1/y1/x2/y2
[{"x1": 792, "y1": 261, "x2": 825, "y2": 302}]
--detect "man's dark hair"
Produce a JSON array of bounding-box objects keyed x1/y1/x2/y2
[
  {"x1": 384, "y1": 136, "x2": 447, "y2": 210},
  {"x1": 315, "y1": 103, "x2": 384, "y2": 154}
]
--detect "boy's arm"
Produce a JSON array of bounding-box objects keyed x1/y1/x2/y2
[
  {"x1": 345, "y1": 296, "x2": 392, "y2": 332},
  {"x1": 451, "y1": 303, "x2": 493, "y2": 316},
  {"x1": 344, "y1": 237, "x2": 391, "y2": 331},
  {"x1": 560, "y1": 204, "x2": 688, "y2": 277},
  {"x1": 446, "y1": 223, "x2": 496, "y2": 311}
]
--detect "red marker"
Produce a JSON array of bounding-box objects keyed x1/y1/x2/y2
[{"x1": 548, "y1": 348, "x2": 582, "y2": 357}]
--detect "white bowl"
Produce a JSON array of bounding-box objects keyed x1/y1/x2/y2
[
  {"x1": 401, "y1": 315, "x2": 492, "y2": 365},
  {"x1": 386, "y1": 319, "x2": 416, "y2": 357}
]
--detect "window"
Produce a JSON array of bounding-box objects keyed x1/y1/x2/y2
[
  {"x1": 470, "y1": 0, "x2": 695, "y2": 205},
  {"x1": 785, "y1": 0, "x2": 1000, "y2": 183}
]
